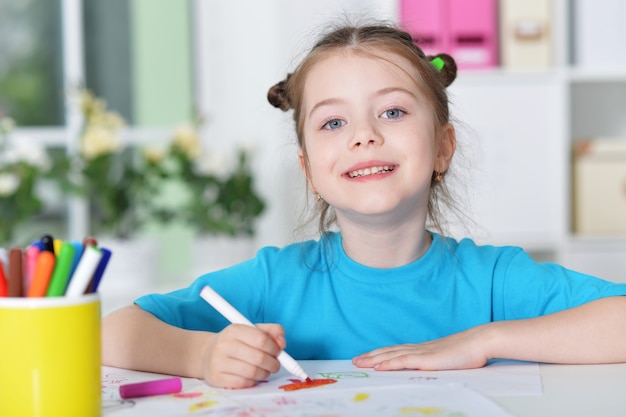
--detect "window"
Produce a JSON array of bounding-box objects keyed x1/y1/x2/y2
[
  {"x1": 0, "y1": 0, "x2": 64, "y2": 126},
  {"x1": 0, "y1": 0, "x2": 195, "y2": 244}
]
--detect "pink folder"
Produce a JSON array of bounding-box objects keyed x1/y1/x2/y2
[
  {"x1": 399, "y1": 0, "x2": 448, "y2": 56},
  {"x1": 448, "y1": 0, "x2": 498, "y2": 68},
  {"x1": 399, "y1": 0, "x2": 498, "y2": 69}
]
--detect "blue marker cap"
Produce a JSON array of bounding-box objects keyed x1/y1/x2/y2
[{"x1": 30, "y1": 240, "x2": 46, "y2": 251}]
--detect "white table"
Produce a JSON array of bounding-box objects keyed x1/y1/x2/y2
[
  {"x1": 102, "y1": 362, "x2": 626, "y2": 417},
  {"x1": 493, "y1": 363, "x2": 626, "y2": 417}
]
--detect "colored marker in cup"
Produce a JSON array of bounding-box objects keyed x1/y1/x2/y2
[
  {"x1": 0, "y1": 259, "x2": 7, "y2": 297},
  {"x1": 27, "y1": 251, "x2": 56, "y2": 297},
  {"x1": 46, "y1": 242, "x2": 76, "y2": 297},
  {"x1": 64, "y1": 246, "x2": 102, "y2": 297},
  {"x1": 8, "y1": 247, "x2": 24, "y2": 297}
]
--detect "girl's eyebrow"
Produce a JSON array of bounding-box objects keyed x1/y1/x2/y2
[
  {"x1": 308, "y1": 98, "x2": 343, "y2": 119},
  {"x1": 308, "y1": 87, "x2": 418, "y2": 119},
  {"x1": 376, "y1": 86, "x2": 418, "y2": 100}
]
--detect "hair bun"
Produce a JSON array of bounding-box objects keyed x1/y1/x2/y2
[
  {"x1": 428, "y1": 53, "x2": 457, "y2": 87},
  {"x1": 267, "y1": 77, "x2": 292, "y2": 111}
]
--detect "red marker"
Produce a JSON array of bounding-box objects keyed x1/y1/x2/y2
[{"x1": 0, "y1": 259, "x2": 7, "y2": 297}]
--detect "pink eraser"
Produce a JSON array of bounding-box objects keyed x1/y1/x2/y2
[{"x1": 119, "y1": 377, "x2": 183, "y2": 399}]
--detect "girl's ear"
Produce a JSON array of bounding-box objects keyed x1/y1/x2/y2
[
  {"x1": 434, "y1": 123, "x2": 456, "y2": 173},
  {"x1": 298, "y1": 149, "x2": 306, "y2": 175},
  {"x1": 298, "y1": 149, "x2": 318, "y2": 194}
]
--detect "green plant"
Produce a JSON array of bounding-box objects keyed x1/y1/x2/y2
[
  {"x1": 51, "y1": 90, "x2": 264, "y2": 239},
  {"x1": 54, "y1": 89, "x2": 144, "y2": 239},
  {"x1": 142, "y1": 123, "x2": 265, "y2": 236},
  {"x1": 0, "y1": 116, "x2": 51, "y2": 246}
]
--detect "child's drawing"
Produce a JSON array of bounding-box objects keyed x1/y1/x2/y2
[
  {"x1": 100, "y1": 361, "x2": 537, "y2": 416},
  {"x1": 279, "y1": 378, "x2": 337, "y2": 391},
  {"x1": 318, "y1": 371, "x2": 369, "y2": 379}
]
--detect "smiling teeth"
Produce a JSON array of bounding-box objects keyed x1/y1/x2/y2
[{"x1": 348, "y1": 166, "x2": 394, "y2": 178}]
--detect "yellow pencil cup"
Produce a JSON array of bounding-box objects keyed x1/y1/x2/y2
[{"x1": 0, "y1": 294, "x2": 101, "y2": 417}]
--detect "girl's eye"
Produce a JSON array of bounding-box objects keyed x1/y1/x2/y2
[
  {"x1": 381, "y1": 108, "x2": 405, "y2": 119},
  {"x1": 322, "y1": 119, "x2": 346, "y2": 130}
]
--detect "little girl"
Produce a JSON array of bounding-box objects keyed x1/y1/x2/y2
[{"x1": 102, "y1": 22, "x2": 626, "y2": 389}]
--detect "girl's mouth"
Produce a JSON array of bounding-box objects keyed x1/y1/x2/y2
[{"x1": 347, "y1": 165, "x2": 395, "y2": 178}]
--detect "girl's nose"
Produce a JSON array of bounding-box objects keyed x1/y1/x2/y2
[{"x1": 349, "y1": 122, "x2": 384, "y2": 148}]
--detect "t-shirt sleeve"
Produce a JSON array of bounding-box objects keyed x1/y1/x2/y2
[
  {"x1": 134, "y1": 253, "x2": 270, "y2": 332},
  {"x1": 493, "y1": 249, "x2": 626, "y2": 321}
]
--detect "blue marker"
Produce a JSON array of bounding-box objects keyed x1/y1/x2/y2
[
  {"x1": 68, "y1": 241, "x2": 85, "y2": 279},
  {"x1": 88, "y1": 248, "x2": 112, "y2": 292},
  {"x1": 30, "y1": 240, "x2": 46, "y2": 252}
]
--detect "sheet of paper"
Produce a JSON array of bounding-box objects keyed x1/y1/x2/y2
[
  {"x1": 237, "y1": 359, "x2": 542, "y2": 397},
  {"x1": 102, "y1": 360, "x2": 541, "y2": 416},
  {"x1": 102, "y1": 367, "x2": 246, "y2": 415},
  {"x1": 225, "y1": 384, "x2": 516, "y2": 417}
]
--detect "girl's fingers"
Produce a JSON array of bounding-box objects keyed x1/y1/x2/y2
[{"x1": 203, "y1": 324, "x2": 285, "y2": 388}]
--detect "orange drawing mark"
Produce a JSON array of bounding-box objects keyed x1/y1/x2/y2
[
  {"x1": 174, "y1": 392, "x2": 203, "y2": 399},
  {"x1": 278, "y1": 378, "x2": 337, "y2": 391}
]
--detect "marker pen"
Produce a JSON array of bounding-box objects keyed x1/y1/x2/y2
[
  {"x1": 8, "y1": 247, "x2": 24, "y2": 297},
  {"x1": 86, "y1": 247, "x2": 111, "y2": 293},
  {"x1": 24, "y1": 244, "x2": 41, "y2": 291},
  {"x1": 53, "y1": 239, "x2": 63, "y2": 256},
  {"x1": 46, "y1": 242, "x2": 76, "y2": 296},
  {"x1": 68, "y1": 240, "x2": 85, "y2": 278},
  {"x1": 83, "y1": 236, "x2": 98, "y2": 248},
  {"x1": 64, "y1": 246, "x2": 102, "y2": 297},
  {"x1": 40, "y1": 234, "x2": 55, "y2": 253},
  {"x1": 119, "y1": 377, "x2": 182, "y2": 399},
  {"x1": 0, "y1": 259, "x2": 7, "y2": 297},
  {"x1": 199, "y1": 285, "x2": 310, "y2": 382},
  {"x1": 27, "y1": 251, "x2": 56, "y2": 297},
  {"x1": 29, "y1": 240, "x2": 45, "y2": 251}
]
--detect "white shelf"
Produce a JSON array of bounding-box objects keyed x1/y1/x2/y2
[
  {"x1": 448, "y1": 1, "x2": 626, "y2": 282},
  {"x1": 458, "y1": 67, "x2": 626, "y2": 84},
  {"x1": 567, "y1": 68, "x2": 626, "y2": 83}
]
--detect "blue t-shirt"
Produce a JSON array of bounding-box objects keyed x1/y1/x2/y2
[{"x1": 135, "y1": 232, "x2": 626, "y2": 359}]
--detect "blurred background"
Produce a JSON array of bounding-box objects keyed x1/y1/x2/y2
[{"x1": 1, "y1": 0, "x2": 625, "y2": 314}]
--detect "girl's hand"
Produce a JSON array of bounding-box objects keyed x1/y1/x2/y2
[
  {"x1": 201, "y1": 323, "x2": 286, "y2": 388},
  {"x1": 352, "y1": 325, "x2": 493, "y2": 371}
]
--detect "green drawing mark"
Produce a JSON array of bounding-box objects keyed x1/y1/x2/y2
[{"x1": 318, "y1": 371, "x2": 369, "y2": 379}]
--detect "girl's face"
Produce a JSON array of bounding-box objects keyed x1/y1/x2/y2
[{"x1": 300, "y1": 50, "x2": 454, "y2": 226}]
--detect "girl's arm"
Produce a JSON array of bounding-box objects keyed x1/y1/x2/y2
[
  {"x1": 102, "y1": 304, "x2": 286, "y2": 388},
  {"x1": 353, "y1": 296, "x2": 626, "y2": 370}
]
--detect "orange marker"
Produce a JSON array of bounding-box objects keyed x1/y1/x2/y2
[{"x1": 27, "y1": 251, "x2": 56, "y2": 297}]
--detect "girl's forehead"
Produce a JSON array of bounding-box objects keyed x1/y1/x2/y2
[
  {"x1": 313, "y1": 47, "x2": 417, "y2": 75},
  {"x1": 302, "y1": 49, "x2": 422, "y2": 100}
]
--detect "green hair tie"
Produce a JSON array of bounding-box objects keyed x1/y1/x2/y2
[{"x1": 430, "y1": 57, "x2": 444, "y2": 71}]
